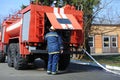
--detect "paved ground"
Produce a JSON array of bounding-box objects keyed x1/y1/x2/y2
[{"x1": 0, "y1": 60, "x2": 120, "y2": 80}]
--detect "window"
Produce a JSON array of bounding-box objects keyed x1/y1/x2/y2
[
  {"x1": 103, "y1": 36, "x2": 110, "y2": 48},
  {"x1": 89, "y1": 36, "x2": 94, "y2": 47},
  {"x1": 111, "y1": 36, "x2": 117, "y2": 48}
]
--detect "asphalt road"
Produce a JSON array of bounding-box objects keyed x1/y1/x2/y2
[{"x1": 0, "y1": 60, "x2": 120, "y2": 80}]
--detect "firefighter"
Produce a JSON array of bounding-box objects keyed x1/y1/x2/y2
[{"x1": 45, "y1": 26, "x2": 63, "y2": 75}]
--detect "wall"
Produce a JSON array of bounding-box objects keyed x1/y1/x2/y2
[{"x1": 90, "y1": 24, "x2": 120, "y2": 54}]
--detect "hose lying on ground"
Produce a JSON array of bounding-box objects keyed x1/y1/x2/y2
[{"x1": 82, "y1": 49, "x2": 120, "y2": 76}]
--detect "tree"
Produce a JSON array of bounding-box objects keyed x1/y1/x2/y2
[
  {"x1": 71, "y1": 0, "x2": 100, "y2": 53},
  {"x1": 32, "y1": 0, "x2": 64, "y2": 6},
  {"x1": 32, "y1": 0, "x2": 52, "y2": 5},
  {"x1": 21, "y1": 4, "x2": 27, "y2": 9}
]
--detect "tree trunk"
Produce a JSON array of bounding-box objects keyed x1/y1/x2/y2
[{"x1": 83, "y1": 14, "x2": 93, "y2": 54}]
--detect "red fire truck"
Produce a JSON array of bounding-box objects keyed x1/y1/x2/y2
[{"x1": 0, "y1": 3, "x2": 83, "y2": 70}]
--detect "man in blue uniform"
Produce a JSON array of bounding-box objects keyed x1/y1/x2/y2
[{"x1": 45, "y1": 26, "x2": 63, "y2": 75}]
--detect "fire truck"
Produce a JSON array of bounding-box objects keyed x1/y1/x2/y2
[{"x1": 0, "y1": 3, "x2": 83, "y2": 70}]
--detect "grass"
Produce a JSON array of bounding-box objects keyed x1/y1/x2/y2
[{"x1": 80, "y1": 55, "x2": 120, "y2": 67}]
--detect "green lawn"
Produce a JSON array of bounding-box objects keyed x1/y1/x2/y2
[{"x1": 80, "y1": 55, "x2": 120, "y2": 67}]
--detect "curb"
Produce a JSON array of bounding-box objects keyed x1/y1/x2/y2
[
  {"x1": 71, "y1": 60, "x2": 120, "y2": 71},
  {"x1": 105, "y1": 65, "x2": 120, "y2": 71}
]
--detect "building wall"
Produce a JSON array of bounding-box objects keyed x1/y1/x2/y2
[
  {"x1": 94, "y1": 35, "x2": 102, "y2": 54},
  {"x1": 90, "y1": 24, "x2": 120, "y2": 54}
]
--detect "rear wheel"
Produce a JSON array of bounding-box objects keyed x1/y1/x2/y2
[
  {"x1": 7, "y1": 44, "x2": 15, "y2": 67},
  {"x1": 14, "y1": 43, "x2": 28, "y2": 70},
  {"x1": 0, "y1": 52, "x2": 5, "y2": 63},
  {"x1": 27, "y1": 55, "x2": 35, "y2": 63},
  {"x1": 58, "y1": 53, "x2": 70, "y2": 70},
  {"x1": 40, "y1": 54, "x2": 48, "y2": 69}
]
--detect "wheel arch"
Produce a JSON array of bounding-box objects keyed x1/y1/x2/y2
[{"x1": 8, "y1": 38, "x2": 19, "y2": 44}]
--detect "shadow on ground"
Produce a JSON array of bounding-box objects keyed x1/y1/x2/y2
[{"x1": 28, "y1": 59, "x2": 103, "y2": 74}]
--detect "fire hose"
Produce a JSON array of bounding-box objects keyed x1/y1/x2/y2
[{"x1": 82, "y1": 49, "x2": 120, "y2": 76}]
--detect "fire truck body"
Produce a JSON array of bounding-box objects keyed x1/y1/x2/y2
[{"x1": 0, "y1": 4, "x2": 83, "y2": 70}]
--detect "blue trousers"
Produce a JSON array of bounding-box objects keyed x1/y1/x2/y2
[{"x1": 47, "y1": 53, "x2": 59, "y2": 72}]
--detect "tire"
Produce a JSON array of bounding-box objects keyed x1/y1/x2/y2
[
  {"x1": 27, "y1": 55, "x2": 35, "y2": 63},
  {"x1": 7, "y1": 44, "x2": 15, "y2": 67},
  {"x1": 40, "y1": 54, "x2": 48, "y2": 69},
  {"x1": 58, "y1": 53, "x2": 70, "y2": 70},
  {"x1": 13, "y1": 43, "x2": 28, "y2": 70},
  {"x1": 0, "y1": 52, "x2": 5, "y2": 63}
]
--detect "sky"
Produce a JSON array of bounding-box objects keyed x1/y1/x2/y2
[
  {"x1": 102, "y1": 0, "x2": 120, "y2": 13},
  {"x1": 0, "y1": 0, "x2": 29, "y2": 19},
  {"x1": 0, "y1": 0, "x2": 120, "y2": 24},
  {"x1": 98, "y1": 0, "x2": 120, "y2": 24}
]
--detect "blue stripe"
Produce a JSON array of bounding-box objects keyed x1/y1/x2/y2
[{"x1": 57, "y1": 18, "x2": 71, "y2": 24}]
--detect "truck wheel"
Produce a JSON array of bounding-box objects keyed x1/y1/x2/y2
[
  {"x1": 58, "y1": 54, "x2": 70, "y2": 70},
  {"x1": 14, "y1": 43, "x2": 28, "y2": 70},
  {"x1": 0, "y1": 52, "x2": 5, "y2": 63},
  {"x1": 40, "y1": 54, "x2": 48, "y2": 69},
  {"x1": 27, "y1": 55, "x2": 35, "y2": 63},
  {"x1": 7, "y1": 44, "x2": 15, "y2": 67}
]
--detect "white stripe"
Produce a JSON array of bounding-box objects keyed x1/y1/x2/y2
[
  {"x1": 61, "y1": 24, "x2": 68, "y2": 29},
  {"x1": 54, "y1": 13, "x2": 61, "y2": 18},
  {"x1": 54, "y1": 8, "x2": 58, "y2": 13},
  {"x1": 53, "y1": 8, "x2": 68, "y2": 29},
  {"x1": 60, "y1": 14, "x2": 72, "y2": 29},
  {"x1": 6, "y1": 19, "x2": 22, "y2": 32},
  {"x1": 60, "y1": 8, "x2": 67, "y2": 19},
  {"x1": 60, "y1": 8, "x2": 74, "y2": 29},
  {"x1": 2, "y1": 27, "x2": 5, "y2": 42},
  {"x1": 67, "y1": 24, "x2": 74, "y2": 29},
  {"x1": 60, "y1": 14, "x2": 67, "y2": 19},
  {"x1": 60, "y1": 8, "x2": 64, "y2": 14}
]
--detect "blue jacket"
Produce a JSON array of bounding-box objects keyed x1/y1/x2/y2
[{"x1": 45, "y1": 31, "x2": 63, "y2": 54}]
